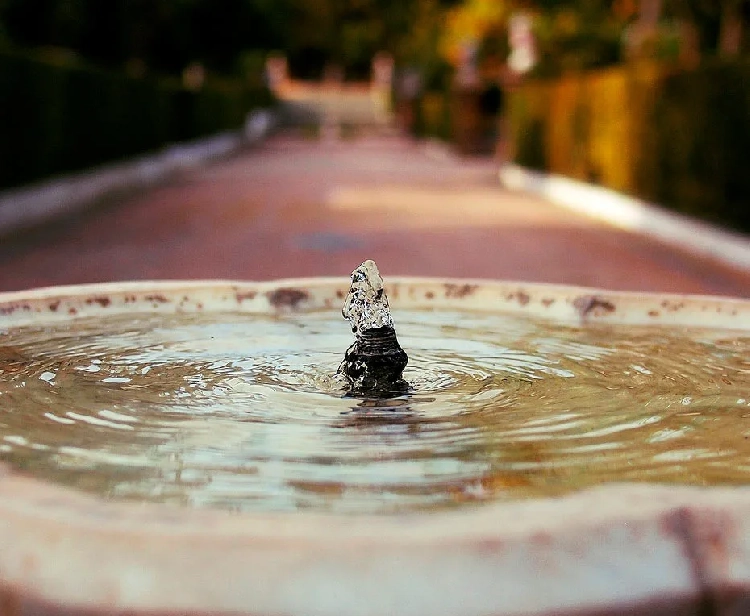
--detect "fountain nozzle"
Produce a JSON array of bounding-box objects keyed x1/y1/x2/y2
[{"x1": 337, "y1": 260, "x2": 408, "y2": 396}]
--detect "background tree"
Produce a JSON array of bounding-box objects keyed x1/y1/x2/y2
[
  {"x1": 1, "y1": 0, "x2": 745, "y2": 85},
  {"x1": 0, "y1": 0, "x2": 459, "y2": 81}
]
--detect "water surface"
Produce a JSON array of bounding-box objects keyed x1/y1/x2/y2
[{"x1": 0, "y1": 309, "x2": 748, "y2": 513}]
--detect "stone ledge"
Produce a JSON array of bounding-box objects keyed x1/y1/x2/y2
[
  {"x1": 0, "y1": 108, "x2": 277, "y2": 238},
  {"x1": 499, "y1": 164, "x2": 750, "y2": 273}
]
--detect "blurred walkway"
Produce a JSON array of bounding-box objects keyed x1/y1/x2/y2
[{"x1": 1, "y1": 134, "x2": 749, "y2": 297}]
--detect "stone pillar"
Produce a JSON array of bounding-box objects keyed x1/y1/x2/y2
[{"x1": 265, "y1": 54, "x2": 288, "y2": 94}]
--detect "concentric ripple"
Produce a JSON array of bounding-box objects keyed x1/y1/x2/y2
[{"x1": 0, "y1": 309, "x2": 749, "y2": 514}]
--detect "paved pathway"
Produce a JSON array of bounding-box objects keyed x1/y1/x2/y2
[{"x1": 1, "y1": 134, "x2": 749, "y2": 297}]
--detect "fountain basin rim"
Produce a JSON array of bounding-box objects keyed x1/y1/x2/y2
[
  {"x1": 0, "y1": 276, "x2": 747, "y2": 329},
  {"x1": 1, "y1": 467, "x2": 749, "y2": 615},
  {"x1": 1, "y1": 277, "x2": 750, "y2": 615}
]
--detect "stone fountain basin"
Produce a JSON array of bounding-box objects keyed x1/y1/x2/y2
[{"x1": 0, "y1": 278, "x2": 749, "y2": 616}]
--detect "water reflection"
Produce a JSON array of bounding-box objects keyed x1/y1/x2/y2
[{"x1": 0, "y1": 310, "x2": 749, "y2": 514}]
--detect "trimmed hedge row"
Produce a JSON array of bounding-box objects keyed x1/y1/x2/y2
[
  {"x1": 0, "y1": 51, "x2": 272, "y2": 189},
  {"x1": 508, "y1": 61, "x2": 750, "y2": 233}
]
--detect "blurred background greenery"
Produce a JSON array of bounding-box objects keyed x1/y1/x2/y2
[
  {"x1": 3, "y1": 1, "x2": 746, "y2": 82},
  {"x1": 1, "y1": 0, "x2": 749, "y2": 231}
]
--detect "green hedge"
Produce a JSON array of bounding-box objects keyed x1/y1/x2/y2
[
  {"x1": 0, "y1": 51, "x2": 272, "y2": 190},
  {"x1": 509, "y1": 61, "x2": 750, "y2": 233},
  {"x1": 649, "y1": 63, "x2": 750, "y2": 228}
]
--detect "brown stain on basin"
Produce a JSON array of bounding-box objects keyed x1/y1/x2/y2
[
  {"x1": 660, "y1": 506, "x2": 727, "y2": 616},
  {"x1": 85, "y1": 297, "x2": 111, "y2": 308},
  {"x1": 266, "y1": 288, "x2": 309, "y2": 310},
  {"x1": 144, "y1": 295, "x2": 169, "y2": 304},
  {"x1": 445, "y1": 284, "x2": 477, "y2": 299},
  {"x1": 573, "y1": 295, "x2": 616, "y2": 319},
  {"x1": 0, "y1": 303, "x2": 31, "y2": 316},
  {"x1": 506, "y1": 291, "x2": 531, "y2": 306},
  {"x1": 661, "y1": 300, "x2": 686, "y2": 313},
  {"x1": 235, "y1": 291, "x2": 257, "y2": 303}
]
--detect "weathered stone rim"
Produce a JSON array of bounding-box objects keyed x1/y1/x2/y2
[
  {"x1": 0, "y1": 278, "x2": 749, "y2": 615},
  {"x1": 1, "y1": 277, "x2": 748, "y2": 327}
]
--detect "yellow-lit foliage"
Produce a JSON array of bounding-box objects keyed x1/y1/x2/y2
[
  {"x1": 509, "y1": 60, "x2": 750, "y2": 232},
  {"x1": 440, "y1": 0, "x2": 510, "y2": 67},
  {"x1": 512, "y1": 61, "x2": 663, "y2": 193}
]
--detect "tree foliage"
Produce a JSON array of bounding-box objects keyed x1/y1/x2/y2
[
  {"x1": 0, "y1": 0, "x2": 458, "y2": 80},
  {"x1": 0, "y1": 0, "x2": 288, "y2": 75},
  {"x1": 1, "y1": 0, "x2": 746, "y2": 83},
  {"x1": 531, "y1": 2, "x2": 626, "y2": 75}
]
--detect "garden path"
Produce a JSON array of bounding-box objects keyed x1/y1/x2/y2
[{"x1": 1, "y1": 134, "x2": 748, "y2": 297}]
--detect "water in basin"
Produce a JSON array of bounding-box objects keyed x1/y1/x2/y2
[{"x1": 0, "y1": 309, "x2": 748, "y2": 513}]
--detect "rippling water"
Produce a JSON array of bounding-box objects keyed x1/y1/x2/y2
[{"x1": 0, "y1": 309, "x2": 748, "y2": 513}]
